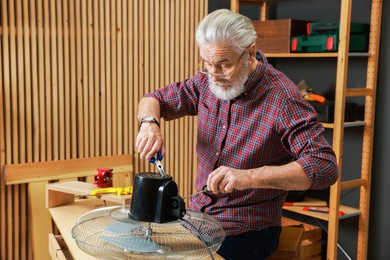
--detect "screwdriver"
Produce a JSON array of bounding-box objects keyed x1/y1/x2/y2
[{"x1": 184, "y1": 186, "x2": 210, "y2": 199}]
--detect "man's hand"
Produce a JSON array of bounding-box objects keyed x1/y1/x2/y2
[
  {"x1": 136, "y1": 97, "x2": 164, "y2": 160},
  {"x1": 136, "y1": 123, "x2": 165, "y2": 160},
  {"x1": 207, "y1": 166, "x2": 252, "y2": 194},
  {"x1": 207, "y1": 162, "x2": 312, "y2": 193}
]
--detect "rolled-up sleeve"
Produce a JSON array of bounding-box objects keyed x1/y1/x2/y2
[
  {"x1": 278, "y1": 97, "x2": 338, "y2": 190},
  {"x1": 144, "y1": 75, "x2": 206, "y2": 120}
]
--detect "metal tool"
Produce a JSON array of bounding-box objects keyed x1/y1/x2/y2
[
  {"x1": 149, "y1": 150, "x2": 166, "y2": 176},
  {"x1": 184, "y1": 186, "x2": 210, "y2": 199}
]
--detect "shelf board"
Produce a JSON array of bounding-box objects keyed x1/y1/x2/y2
[
  {"x1": 283, "y1": 204, "x2": 360, "y2": 221},
  {"x1": 265, "y1": 52, "x2": 369, "y2": 58},
  {"x1": 322, "y1": 120, "x2": 365, "y2": 129}
]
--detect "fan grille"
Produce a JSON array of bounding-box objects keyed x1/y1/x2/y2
[{"x1": 72, "y1": 206, "x2": 225, "y2": 259}]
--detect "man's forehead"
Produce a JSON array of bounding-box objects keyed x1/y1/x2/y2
[{"x1": 199, "y1": 44, "x2": 235, "y2": 61}]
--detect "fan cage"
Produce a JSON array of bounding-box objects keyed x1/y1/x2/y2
[{"x1": 72, "y1": 206, "x2": 225, "y2": 259}]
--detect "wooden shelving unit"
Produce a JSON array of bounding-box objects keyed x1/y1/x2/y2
[
  {"x1": 265, "y1": 52, "x2": 370, "y2": 58},
  {"x1": 231, "y1": 0, "x2": 382, "y2": 259}
]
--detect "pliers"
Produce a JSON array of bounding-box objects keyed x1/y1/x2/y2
[{"x1": 149, "y1": 150, "x2": 166, "y2": 177}]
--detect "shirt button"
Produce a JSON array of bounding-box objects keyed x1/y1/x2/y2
[
  {"x1": 222, "y1": 125, "x2": 226, "y2": 129},
  {"x1": 216, "y1": 152, "x2": 219, "y2": 156}
]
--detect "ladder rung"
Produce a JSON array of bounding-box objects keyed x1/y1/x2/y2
[
  {"x1": 346, "y1": 88, "x2": 373, "y2": 97},
  {"x1": 341, "y1": 179, "x2": 367, "y2": 190}
]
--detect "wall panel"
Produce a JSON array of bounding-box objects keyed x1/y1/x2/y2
[{"x1": 0, "y1": 0, "x2": 208, "y2": 258}]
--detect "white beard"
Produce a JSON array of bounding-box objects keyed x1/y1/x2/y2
[{"x1": 208, "y1": 56, "x2": 250, "y2": 100}]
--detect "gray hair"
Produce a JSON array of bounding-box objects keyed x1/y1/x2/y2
[{"x1": 196, "y1": 9, "x2": 257, "y2": 54}]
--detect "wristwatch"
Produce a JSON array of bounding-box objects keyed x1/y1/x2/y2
[{"x1": 140, "y1": 115, "x2": 160, "y2": 128}]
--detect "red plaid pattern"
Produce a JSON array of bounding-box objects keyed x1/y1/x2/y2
[{"x1": 145, "y1": 51, "x2": 338, "y2": 235}]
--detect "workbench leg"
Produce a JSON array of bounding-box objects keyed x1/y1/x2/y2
[{"x1": 29, "y1": 182, "x2": 52, "y2": 260}]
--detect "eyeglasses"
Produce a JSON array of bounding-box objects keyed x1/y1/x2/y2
[{"x1": 197, "y1": 49, "x2": 246, "y2": 80}]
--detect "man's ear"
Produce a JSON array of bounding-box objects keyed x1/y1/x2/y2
[{"x1": 249, "y1": 42, "x2": 256, "y2": 57}]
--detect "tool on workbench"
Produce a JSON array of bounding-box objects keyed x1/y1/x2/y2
[
  {"x1": 90, "y1": 186, "x2": 133, "y2": 196},
  {"x1": 149, "y1": 150, "x2": 166, "y2": 176},
  {"x1": 297, "y1": 79, "x2": 326, "y2": 103},
  {"x1": 94, "y1": 168, "x2": 113, "y2": 188},
  {"x1": 184, "y1": 186, "x2": 210, "y2": 199}
]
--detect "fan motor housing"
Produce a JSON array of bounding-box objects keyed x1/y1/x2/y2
[{"x1": 129, "y1": 172, "x2": 186, "y2": 223}]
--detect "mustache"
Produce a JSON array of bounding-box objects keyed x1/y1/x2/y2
[{"x1": 210, "y1": 80, "x2": 232, "y2": 86}]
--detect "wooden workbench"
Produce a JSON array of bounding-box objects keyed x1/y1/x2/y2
[{"x1": 49, "y1": 198, "x2": 113, "y2": 260}]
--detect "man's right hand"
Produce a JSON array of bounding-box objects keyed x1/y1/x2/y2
[{"x1": 136, "y1": 122, "x2": 165, "y2": 160}]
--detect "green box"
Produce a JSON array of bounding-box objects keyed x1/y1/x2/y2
[
  {"x1": 307, "y1": 22, "x2": 369, "y2": 36},
  {"x1": 291, "y1": 34, "x2": 368, "y2": 53}
]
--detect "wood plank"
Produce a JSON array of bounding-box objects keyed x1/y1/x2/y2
[
  {"x1": 23, "y1": 0, "x2": 32, "y2": 163},
  {"x1": 30, "y1": 0, "x2": 39, "y2": 162},
  {"x1": 93, "y1": 0, "x2": 100, "y2": 156},
  {"x1": 69, "y1": 0, "x2": 77, "y2": 158},
  {"x1": 283, "y1": 204, "x2": 360, "y2": 221},
  {"x1": 75, "y1": 0, "x2": 84, "y2": 158},
  {"x1": 358, "y1": 1, "x2": 383, "y2": 258},
  {"x1": 104, "y1": 0, "x2": 111, "y2": 155},
  {"x1": 57, "y1": 0, "x2": 65, "y2": 160},
  {"x1": 327, "y1": 0, "x2": 352, "y2": 258},
  {"x1": 81, "y1": 0, "x2": 89, "y2": 157},
  {"x1": 29, "y1": 182, "x2": 52, "y2": 260},
  {"x1": 100, "y1": 0, "x2": 107, "y2": 155},
  {"x1": 346, "y1": 88, "x2": 373, "y2": 97},
  {"x1": 44, "y1": 0, "x2": 52, "y2": 161},
  {"x1": 110, "y1": 0, "x2": 117, "y2": 155},
  {"x1": 50, "y1": 0, "x2": 59, "y2": 161},
  {"x1": 8, "y1": 0, "x2": 17, "y2": 257},
  {"x1": 283, "y1": 197, "x2": 327, "y2": 207},
  {"x1": 63, "y1": 0, "x2": 71, "y2": 159},
  {"x1": 4, "y1": 154, "x2": 133, "y2": 185},
  {"x1": 46, "y1": 181, "x2": 131, "y2": 208},
  {"x1": 341, "y1": 179, "x2": 366, "y2": 190},
  {"x1": 0, "y1": 4, "x2": 6, "y2": 257},
  {"x1": 133, "y1": 0, "x2": 139, "y2": 173},
  {"x1": 87, "y1": 0, "x2": 94, "y2": 157},
  {"x1": 116, "y1": 0, "x2": 123, "y2": 154},
  {"x1": 122, "y1": 0, "x2": 129, "y2": 154}
]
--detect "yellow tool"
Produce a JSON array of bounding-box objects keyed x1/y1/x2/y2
[{"x1": 90, "y1": 186, "x2": 133, "y2": 196}]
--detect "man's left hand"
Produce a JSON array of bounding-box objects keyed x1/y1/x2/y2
[{"x1": 207, "y1": 166, "x2": 252, "y2": 194}]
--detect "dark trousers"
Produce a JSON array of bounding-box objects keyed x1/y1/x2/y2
[{"x1": 217, "y1": 226, "x2": 281, "y2": 260}]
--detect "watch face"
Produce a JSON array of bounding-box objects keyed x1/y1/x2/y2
[
  {"x1": 140, "y1": 116, "x2": 160, "y2": 128},
  {"x1": 143, "y1": 116, "x2": 155, "y2": 121},
  {"x1": 141, "y1": 116, "x2": 158, "y2": 124}
]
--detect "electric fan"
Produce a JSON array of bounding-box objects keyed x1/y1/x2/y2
[{"x1": 72, "y1": 172, "x2": 226, "y2": 259}]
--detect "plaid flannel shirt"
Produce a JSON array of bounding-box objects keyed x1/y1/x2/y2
[{"x1": 145, "y1": 51, "x2": 338, "y2": 236}]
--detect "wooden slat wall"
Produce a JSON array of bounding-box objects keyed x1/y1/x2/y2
[{"x1": 0, "y1": 0, "x2": 208, "y2": 259}]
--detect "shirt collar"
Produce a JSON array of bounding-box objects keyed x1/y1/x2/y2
[{"x1": 231, "y1": 50, "x2": 268, "y2": 101}]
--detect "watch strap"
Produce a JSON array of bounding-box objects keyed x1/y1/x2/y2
[{"x1": 140, "y1": 116, "x2": 160, "y2": 128}]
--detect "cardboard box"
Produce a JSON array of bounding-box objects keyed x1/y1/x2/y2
[
  {"x1": 252, "y1": 19, "x2": 307, "y2": 53},
  {"x1": 268, "y1": 218, "x2": 322, "y2": 260}
]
